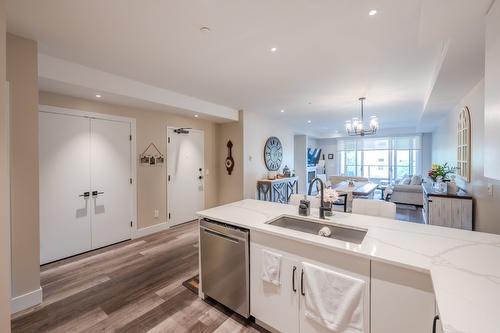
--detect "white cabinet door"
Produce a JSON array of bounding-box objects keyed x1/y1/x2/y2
[
  {"x1": 371, "y1": 261, "x2": 435, "y2": 333},
  {"x1": 250, "y1": 242, "x2": 300, "y2": 333},
  {"x1": 450, "y1": 199, "x2": 463, "y2": 229},
  {"x1": 39, "y1": 112, "x2": 92, "y2": 264},
  {"x1": 90, "y1": 118, "x2": 132, "y2": 248},
  {"x1": 251, "y1": 231, "x2": 370, "y2": 333},
  {"x1": 429, "y1": 196, "x2": 448, "y2": 227},
  {"x1": 460, "y1": 199, "x2": 473, "y2": 230},
  {"x1": 299, "y1": 258, "x2": 370, "y2": 333}
]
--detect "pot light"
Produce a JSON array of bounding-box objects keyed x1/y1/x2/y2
[
  {"x1": 369, "y1": 9, "x2": 377, "y2": 16},
  {"x1": 194, "y1": 114, "x2": 199, "y2": 118},
  {"x1": 280, "y1": 109, "x2": 285, "y2": 113},
  {"x1": 270, "y1": 47, "x2": 277, "y2": 52},
  {"x1": 95, "y1": 94, "x2": 102, "y2": 98},
  {"x1": 307, "y1": 120, "x2": 312, "y2": 124}
]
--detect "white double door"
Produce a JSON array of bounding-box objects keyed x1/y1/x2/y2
[
  {"x1": 167, "y1": 128, "x2": 205, "y2": 227},
  {"x1": 39, "y1": 111, "x2": 132, "y2": 264}
]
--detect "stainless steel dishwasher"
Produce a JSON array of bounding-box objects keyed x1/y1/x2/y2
[{"x1": 200, "y1": 219, "x2": 250, "y2": 318}]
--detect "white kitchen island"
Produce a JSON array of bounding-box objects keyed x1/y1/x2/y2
[{"x1": 197, "y1": 199, "x2": 500, "y2": 333}]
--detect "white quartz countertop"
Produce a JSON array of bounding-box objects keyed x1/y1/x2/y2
[{"x1": 197, "y1": 199, "x2": 500, "y2": 333}]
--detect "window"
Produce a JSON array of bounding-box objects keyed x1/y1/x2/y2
[
  {"x1": 338, "y1": 136, "x2": 422, "y2": 184},
  {"x1": 457, "y1": 106, "x2": 471, "y2": 182}
]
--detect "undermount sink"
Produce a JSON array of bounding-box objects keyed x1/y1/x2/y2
[{"x1": 267, "y1": 216, "x2": 367, "y2": 244}]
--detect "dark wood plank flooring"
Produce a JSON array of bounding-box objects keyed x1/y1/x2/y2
[{"x1": 11, "y1": 221, "x2": 267, "y2": 333}]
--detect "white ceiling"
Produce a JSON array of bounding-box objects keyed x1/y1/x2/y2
[{"x1": 6, "y1": 0, "x2": 492, "y2": 137}]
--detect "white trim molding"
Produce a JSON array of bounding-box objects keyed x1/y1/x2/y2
[
  {"x1": 133, "y1": 222, "x2": 169, "y2": 239},
  {"x1": 11, "y1": 287, "x2": 42, "y2": 314}
]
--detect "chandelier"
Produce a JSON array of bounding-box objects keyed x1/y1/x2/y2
[{"x1": 345, "y1": 97, "x2": 379, "y2": 136}]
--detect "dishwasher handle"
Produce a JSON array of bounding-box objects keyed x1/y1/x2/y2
[{"x1": 201, "y1": 227, "x2": 241, "y2": 244}]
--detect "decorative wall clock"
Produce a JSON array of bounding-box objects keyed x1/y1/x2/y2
[
  {"x1": 264, "y1": 136, "x2": 283, "y2": 171},
  {"x1": 225, "y1": 140, "x2": 235, "y2": 175}
]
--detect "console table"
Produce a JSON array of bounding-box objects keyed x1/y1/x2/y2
[
  {"x1": 257, "y1": 177, "x2": 299, "y2": 204},
  {"x1": 422, "y1": 182, "x2": 473, "y2": 230}
]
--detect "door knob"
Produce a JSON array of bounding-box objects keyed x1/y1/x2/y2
[
  {"x1": 79, "y1": 191, "x2": 90, "y2": 198},
  {"x1": 92, "y1": 191, "x2": 104, "y2": 196},
  {"x1": 198, "y1": 176, "x2": 203, "y2": 180}
]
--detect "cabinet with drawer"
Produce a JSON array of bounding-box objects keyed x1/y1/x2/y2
[{"x1": 422, "y1": 183, "x2": 473, "y2": 230}]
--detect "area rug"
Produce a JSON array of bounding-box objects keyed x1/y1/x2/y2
[
  {"x1": 396, "y1": 204, "x2": 418, "y2": 210},
  {"x1": 182, "y1": 275, "x2": 199, "y2": 294}
]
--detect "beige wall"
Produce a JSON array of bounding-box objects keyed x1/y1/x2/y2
[
  {"x1": 216, "y1": 111, "x2": 244, "y2": 205},
  {"x1": 432, "y1": 80, "x2": 500, "y2": 234},
  {"x1": 0, "y1": 1, "x2": 12, "y2": 330},
  {"x1": 243, "y1": 111, "x2": 295, "y2": 198},
  {"x1": 7, "y1": 34, "x2": 40, "y2": 299},
  {"x1": 39, "y1": 91, "x2": 219, "y2": 228}
]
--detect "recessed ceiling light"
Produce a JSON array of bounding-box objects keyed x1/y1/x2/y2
[
  {"x1": 200, "y1": 27, "x2": 211, "y2": 33},
  {"x1": 307, "y1": 120, "x2": 312, "y2": 124},
  {"x1": 194, "y1": 114, "x2": 199, "y2": 118},
  {"x1": 280, "y1": 109, "x2": 285, "y2": 113},
  {"x1": 369, "y1": 9, "x2": 377, "y2": 16},
  {"x1": 95, "y1": 94, "x2": 102, "y2": 98},
  {"x1": 270, "y1": 47, "x2": 277, "y2": 52}
]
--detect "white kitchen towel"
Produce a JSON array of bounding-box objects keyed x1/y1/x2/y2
[
  {"x1": 261, "y1": 249, "x2": 282, "y2": 286},
  {"x1": 303, "y1": 262, "x2": 365, "y2": 333}
]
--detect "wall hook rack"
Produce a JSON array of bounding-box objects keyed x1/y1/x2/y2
[{"x1": 140, "y1": 142, "x2": 164, "y2": 165}]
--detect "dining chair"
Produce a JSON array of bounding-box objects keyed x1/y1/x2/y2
[{"x1": 351, "y1": 198, "x2": 397, "y2": 219}]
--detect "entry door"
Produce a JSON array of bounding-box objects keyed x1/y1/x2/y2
[
  {"x1": 167, "y1": 128, "x2": 204, "y2": 227},
  {"x1": 39, "y1": 112, "x2": 92, "y2": 264},
  {"x1": 90, "y1": 118, "x2": 132, "y2": 248}
]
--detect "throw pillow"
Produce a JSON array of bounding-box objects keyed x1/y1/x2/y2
[
  {"x1": 402, "y1": 177, "x2": 412, "y2": 185},
  {"x1": 410, "y1": 175, "x2": 422, "y2": 185}
]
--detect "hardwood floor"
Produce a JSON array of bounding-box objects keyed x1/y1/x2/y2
[{"x1": 11, "y1": 221, "x2": 268, "y2": 333}]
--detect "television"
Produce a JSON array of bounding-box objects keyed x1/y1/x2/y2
[{"x1": 307, "y1": 148, "x2": 322, "y2": 166}]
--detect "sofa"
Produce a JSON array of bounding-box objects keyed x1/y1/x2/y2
[{"x1": 387, "y1": 175, "x2": 424, "y2": 206}]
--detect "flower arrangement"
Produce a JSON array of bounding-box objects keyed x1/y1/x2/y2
[
  {"x1": 428, "y1": 163, "x2": 456, "y2": 182},
  {"x1": 317, "y1": 188, "x2": 339, "y2": 203}
]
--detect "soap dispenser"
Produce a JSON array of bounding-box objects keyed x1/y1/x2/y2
[{"x1": 299, "y1": 194, "x2": 310, "y2": 216}]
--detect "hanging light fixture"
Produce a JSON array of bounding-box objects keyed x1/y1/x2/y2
[{"x1": 345, "y1": 97, "x2": 379, "y2": 136}]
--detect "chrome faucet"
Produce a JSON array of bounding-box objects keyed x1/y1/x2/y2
[{"x1": 308, "y1": 177, "x2": 331, "y2": 219}]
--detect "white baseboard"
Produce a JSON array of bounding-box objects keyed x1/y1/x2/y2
[
  {"x1": 11, "y1": 287, "x2": 43, "y2": 314},
  {"x1": 133, "y1": 221, "x2": 169, "y2": 239}
]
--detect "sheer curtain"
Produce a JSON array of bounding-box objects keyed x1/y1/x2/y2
[{"x1": 337, "y1": 135, "x2": 422, "y2": 184}]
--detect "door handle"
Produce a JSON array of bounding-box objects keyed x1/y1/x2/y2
[
  {"x1": 292, "y1": 266, "x2": 297, "y2": 292},
  {"x1": 92, "y1": 191, "x2": 104, "y2": 196},
  {"x1": 79, "y1": 191, "x2": 90, "y2": 198},
  {"x1": 300, "y1": 269, "x2": 305, "y2": 296}
]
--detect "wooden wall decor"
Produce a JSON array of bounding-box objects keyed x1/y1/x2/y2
[
  {"x1": 140, "y1": 142, "x2": 164, "y2": 166},
  {"x1": 457, "y1": 106, "x2": 471, "y2": 182},
  {"x1": 225, "y1": 140, "x2": 235, "y2": 175}
]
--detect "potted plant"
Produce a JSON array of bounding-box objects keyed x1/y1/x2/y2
[
  {"x1": 428, "y1": 163, "x2": 456, "y2": 192},
  {"x1": 427, "y1": 163, "x2": 456, "y2": 182}
]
